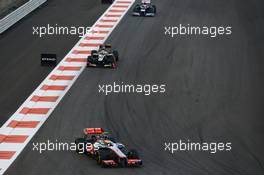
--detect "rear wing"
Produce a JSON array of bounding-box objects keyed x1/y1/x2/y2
[
  {"x1": 105, "y1": 44, "x2": 112, "y2": 48},
  {"x1": 99, "y1": 44, "x2": 112, "y2": 49},
  {"x1": 84, "y1": 128, "x2": 104, "y2": 134}
]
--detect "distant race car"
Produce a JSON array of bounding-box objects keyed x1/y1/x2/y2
[
  {"x1": 101, "y1": 0, "x2": 114, "y2": 3},
  {"x1": 75, "y1": 128, "x2": 143, "y2": 167},
  {"x1": 87, "y1": 44, "x2": 119, "y2": 69},
  {"x1": 132, "y1": 3, "x2": 156, "y2": 17}
]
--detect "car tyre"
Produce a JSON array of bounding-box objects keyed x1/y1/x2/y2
[
  {"x1": 75, "y1": 138, "x2": 86, "y2": 154},
  {"x1": 127, "y1": 149, "x2": 139, "y2": 159},
  {"x1": 152, "y1": 5, "x2": 157, "y2": 13},
  {"x1": 113, "y1": 50, "x2": 119, "y2": 61}
]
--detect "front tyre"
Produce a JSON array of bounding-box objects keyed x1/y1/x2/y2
[
  {"x1": 87, "y1": 56, "x2": 92, "y2": 67},
  {"x1": 97, "y1": 149, "x2": 110, "y2": 165},
  {"x1": 127, "y1": 149, "x2": 139, "y2": 159},
  {"x1": 152, "y1": 5, "x2": 157, "y2": 13},
  {"x1": 74, "y1": 138, "x2": 86, "y2": 154},
  {"x1": 119, "y1": 158, "x2": 128, "y2": 167}
]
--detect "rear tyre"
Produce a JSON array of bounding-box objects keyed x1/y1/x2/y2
[
  {"x1": 113, "y1": 50, "x2": 119, "y2": 61},
  {"x1": 133, "y1": 4, "x2": 140, "y2": 12},
  {"x1": 91, "y1": 50, "x2": 97, "y2": 55},
  {"x1": 152, "y1": 5, "x2": 157, "y2": 13},
  {"x1": 87, "y1": 56, "x2": 92, "y2": 67}
]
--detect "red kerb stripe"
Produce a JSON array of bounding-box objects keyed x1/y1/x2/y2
[
  {"x1": 85, "y1": 36, "x2": 105, "y2": 40},
  {"x1": 72, "y1": 50, "x2": 91, "y2": 55},
  {"x1": 100, "y1": 19, "x2": 118, "y2": 22},
  {"x1": 65, "y1": 58, "x2": 86, "y2": 62},
  {"x1": 19, "y1": 107, "x2": 50, "y2": 115},
  {"x1": 90, "y1": 30, "x2": 109, "y2": 34},
  {"x1": 57, "y1": 66, "x2": 82, "y2": 71},
  {"x1": 79, "y1": 43, "x2": 100, "y2": 47},
  {"x1": 0, "y1": 151, "x2": 16, "y2": 159},
  {"x1": 49, "y1": 75, "x2": 75, "y2": 80},
  {"x1": 31, "y1": 96, "x2": 59, "y2": 102},
  {"x1": 7, "y1": 120, "x2": 39, "y2": 128},
  {"x1": 41, "y1": 85, "x2": 67, "y2": 91},
  {"x1": 0, "y1": 135, "x2": 28, "y2": 143},
  {"x1": 96, "y1": 25, "x2": 114, "y2": 28}
]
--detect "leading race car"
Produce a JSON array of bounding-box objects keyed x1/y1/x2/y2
[
  {"x1": 132, "y1": 1, "x2": 156, "y2": 17},
  {"x1": 75, "y1": 128, "x2": 143, "y2": 167},
  {"x1": 87, "y1": 44, "x2": 119, "y2": 69}
]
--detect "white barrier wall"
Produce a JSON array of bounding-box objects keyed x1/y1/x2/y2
[{"x1": 0, "y1": 0, "x2": 47, "y2": 34}]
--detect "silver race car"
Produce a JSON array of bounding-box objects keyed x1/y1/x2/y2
[{"x1": 75, "y1": 128, "x2": 143, "y2": 167}]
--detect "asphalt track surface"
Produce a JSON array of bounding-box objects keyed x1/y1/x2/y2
[
  {"x1": 1, "y1": 0, "x2": 264, "y2": 175},
  {"x1": 0, "y1": 0, "x2": 108, "y2": 125}
]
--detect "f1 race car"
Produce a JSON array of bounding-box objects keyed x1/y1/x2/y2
[
  {"x1": 87, "y1": 44, "x2": 119, "y2": 68},
  {"x1": 132, "y1": 2, "x2": 156, "y2": 17},
  {"x1": 101, "y1": 0, "x2": 114, "y2": 3},
  {"x1": 75, "y1": 128, "x2": 143, "y2": 167}
]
